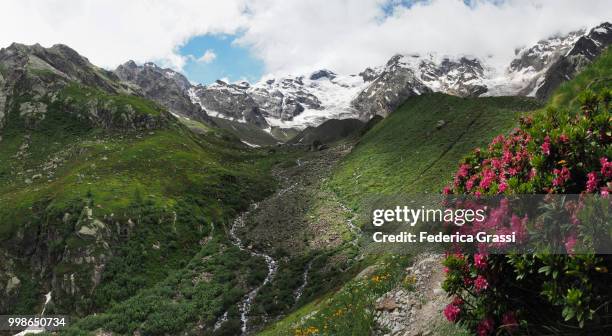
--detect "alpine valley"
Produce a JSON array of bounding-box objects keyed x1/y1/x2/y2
[{"x1": 0, "y1": 20, "x2": 610, "y2": 336}]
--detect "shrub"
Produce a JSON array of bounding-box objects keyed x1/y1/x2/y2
[{"x1": 442, "y1": 89, "x2": 611, "y2": 334}]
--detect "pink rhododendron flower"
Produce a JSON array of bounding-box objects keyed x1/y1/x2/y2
[
  {"x1": 558, "y1": 134, "x2": 569, "y2": 143},
  {"x1": 455, "y1": 164, "x2": 471, "y2": 186},
  {"x1": 498, "y1": 182, "x2": 508, "y2": 193},
  {"x1": 601, "y1": 187, "x2": 609, "y2": 196},
  {"x1": 479, "y1": 169, "x2": 495, "y2": 189},
  {"x1": 601, "y1": 157, "x2": 612, "y2": 178},
  {"x1": 541, "y1": 136, "x2": 551, "y2": 155},
  {"x1": 443, "y1": 303, "x2": 461, "y2": 322},
  {"x1": 502, "y1": 150, "x2": 513, "y2": 164},
  {"x1": 457, "y1": 164, "x2": 470, "y2": 178},
  {"x1": 474, "y1": 275, "x2": 488, "y2": 292},
  {"x1": 586, "y1": 172, "x2": 598, "y2": 193},
  {"x1": 565, "y1": 235, "x2": 577, "y2": 255},
  {"x1": 491, "y1": 158, "x2": 503, "y2": 171},
  {"x1": 528, "y1": 168, "x2": 537, "y2": 180},
  {"x1": 509, "y1": 214, "x2": 528, "y2": 243},
  {"x1": 474, "y1": 253, "x2": 487, "y2": 270},
  {"x1": 451, "y1": 296, "x2": 464, "y2": 306},
  {"x1": 443, "y1": 185, "x2": 451, "y2": 195},
  {"x1": 477, "y1": 317, "x2": 495, "y2": 336},
  {"x1": 552, "y1": 167, "x2": 571, "y2": 187},
  {"x1": 491, "y1": 135, "x2": 505, "y2": 146}
]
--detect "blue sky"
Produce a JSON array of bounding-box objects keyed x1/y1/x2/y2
[{"x1": 178, "y1": 34, "x2": 264, "y2": 84}]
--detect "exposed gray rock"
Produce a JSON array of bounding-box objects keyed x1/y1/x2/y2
[
  {"x1": 352, "y1": 55, "x2": 432, "y2": 119},
  {"x1": 249, "y1": 77, "x2": 323, "y2": 121},
  {"x1": 114, "y1": 61, "x2": 210, "y2": 122},
  {"x1": 534, "y1": 22, "x2": 612, "y2": 99},
  {"x1": 310, "y1": 69, "x2": 336, "y2": 81},
  {"x1": 5, "y1": 276, "x2": 20, "y2": 294},
  {"x1": 0, "y1": 44, "x2": 172, "y2": 131},
  {"x1": 190, "y1": 81, "x2": 268, "y2": 126}
]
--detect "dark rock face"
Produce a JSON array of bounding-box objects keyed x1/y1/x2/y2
[
  {"x1": 352, "y1": 55, "x2": 432, "y2": 119},
  {"x1": 534, "y1": 22, "x2": 612, "y2": 99},
  {"x1": 359, "y1": 68, "x2": 380, "y2": 82},
  {"x1": 114, "y1": 61, "x2": 210, "y2": 122},
  {"x1": 0, "y1": 43, "x2": 125, "y2": 94},
  {"x1": 509, "y1": 29, "x2": 586, "y2": 75},
  {"x1": 419, "y1": 56, "x2": 488, "y2": 97},
  {"x1": 249, "y1": 77, "x2": 324, "y2": 121},
  {"x1": 310, "y1": 69, "x2": 336, "y2": 81},
  {"x1": 351, "y1": 54, "x2": 490, "y2": 119},
  {"x1": 190, "y1": 81, "x2": 268, "y2": 127},
  {"x1": 0, "y1": 43, "x2": 171, "y2": 131}
]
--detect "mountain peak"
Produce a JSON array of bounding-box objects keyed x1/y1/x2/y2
[{"x1": 310, "y1": 69, "x2": 336, "y2": 80}]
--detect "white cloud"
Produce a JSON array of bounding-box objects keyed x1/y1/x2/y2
[
  {"x1": 1, "y1": 0, "x2": 611, "y2": 79},
  {"x1": 236, "y1": 0, "x2": 612, "y2": 75},
  {"x1": 197, "y1": 49, "x2": 217, "y2": 63},
  {"x1": 0, "y1": 0, "x2": 247, "y2": 70}
]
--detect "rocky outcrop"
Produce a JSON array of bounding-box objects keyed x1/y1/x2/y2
[
  {"x1": 0, "y1": 44, "x2": 173, "y2": 131},
  {"x1": 0, "y1": 43, "x2": 125, "y2": 94},
  {"x1": 190, "y1": 81, "x2": 268, "y2": 126},
  {"x1": 534, "y1": 22, "x2": 612, "y2": 99},
  {"x1": 374, "y1": 254, "x2": 448, "y2": 336},
  {"x1": 352, "y1": 53, "x2": 492, "y2": 118},
  {"x1": 189, "y1": 71, "x2": 364, "y2": 130},
  {"x1": 352, "y1": 55, "x2": 432, "y2": 119},
  {"x1": 114, "y1": 61, "x2": 210, "y2": 122},
  {"x1": 248, "y1": 77, "x2": 324, "y2": 121}
]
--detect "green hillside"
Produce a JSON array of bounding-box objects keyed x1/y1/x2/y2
[
  {"x1": 0, "y1": 81, "x2": 293, "y2": 334},
  {"x1": 262, "y1": 47, "x2": 611, "y2": 336},
  {"x1": 328, "y1": 94, "x2": 542, "y2": 209}
]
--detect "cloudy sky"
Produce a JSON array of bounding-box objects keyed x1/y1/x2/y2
[{"x1": 1, "y1": 0, "x2": 610, "y2": 83}]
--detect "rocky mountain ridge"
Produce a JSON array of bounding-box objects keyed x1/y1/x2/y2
[
  {"x1": 0, "y1": 43, "x2": 171, "y2": 131},
  {"x1": 114, "y1": 60, "x2": 210, "y2": 123},
  {"x1": 112, "y1": 22, "x2": 610, "y2": 133}
]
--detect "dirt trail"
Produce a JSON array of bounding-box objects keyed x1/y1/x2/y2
[{"x1": 374, "y1": 254, "x2": 449, "y2": 336}]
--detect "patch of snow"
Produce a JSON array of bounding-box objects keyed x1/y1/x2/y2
[{"x1": 241, "y1": 140, "x2": 260, "y2": 148}]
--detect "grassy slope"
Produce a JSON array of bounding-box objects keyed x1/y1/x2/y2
[
  {"x1": 211, "y1": 117, "x2": 280, "y2": 146},
  {"x1": 260, "y1": 95, "x2": 542, "y2": 335},
  {"x1": 329, "y1": 94, "x2": 542, "y2": 209},
  {"x1": 550, "y1": 47, "x2": 612, "y2": 111},
  {"x1": 262, "y1": 48, "x2": 612, "y2": 336},
  {"x1": 0, "y1": 82, "x2": 297, "y2": 335}
]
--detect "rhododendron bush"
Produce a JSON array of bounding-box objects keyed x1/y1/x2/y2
[{"x1": 442, "y1": 89, "x2": 612, "y2": 335}]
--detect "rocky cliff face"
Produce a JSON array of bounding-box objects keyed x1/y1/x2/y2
[
  {"x1": 189, "y1": 80, "x2": 268, "y2": 127},
  {"x1": 0, "y1": 43, "x2": 171, "y2": 132},
  {"x1": 188, "y1": 70, "x2": 367, "y2": 130},
  {"x1": 114, "y1": 61, "x2": 210, "y2": 123},
  {"x1": 532, "y1": 22, "x2": 612, "y2": 99},
  {"x1": 351, "y1": 53, "x2": 492, "y2": 118}
]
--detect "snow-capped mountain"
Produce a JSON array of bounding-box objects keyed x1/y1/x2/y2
[
  {"x1": 352, "y1": 54, "x2": 491, "y2": 118},
  {"x1": 115, "y1": 61, "x2": 209, "y2": 122},
  {"x1": 114, "y1": 22, "x2": 611, "y2": 137},
  {"x1": 490, "y1": 28, "x2": 587, "y2": 97},
  {"x1": 189, "y1": 70, "x2": 369, "y2": 129}
]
